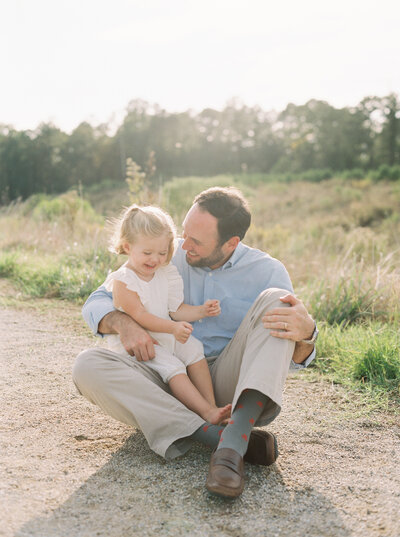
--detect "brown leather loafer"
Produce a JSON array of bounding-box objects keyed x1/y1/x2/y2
[
  {"x1": 206, "y1": 448, "x2": 245, "y2": 498},
  {"x1": 244, "y1": 429, "x2": 278, "y2": 466}
]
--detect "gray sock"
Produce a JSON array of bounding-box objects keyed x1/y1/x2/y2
[
  {"x1": 217, "y1": 389, "x2": 268, "y2": 456},
  {"x1": 192, "y1": 423, "x2": 225, "y2": 449}
]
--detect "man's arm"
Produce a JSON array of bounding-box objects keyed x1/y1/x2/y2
[
  {"x1": 82, "y1": 286, "x2": 156, "y2": 361},
  {"x1": 262, "y1": 294, "x2": 316, "y2": 366}
]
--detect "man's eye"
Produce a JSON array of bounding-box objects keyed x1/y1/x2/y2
[{"x1": 144, "y1": 252, "x2": 151, "y2": 255}]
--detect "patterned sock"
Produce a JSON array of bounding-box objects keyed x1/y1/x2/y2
[
  {"x1": 217, "y1": 389, "x2": 268, "y2": 457},
  {"x1": 192, "y1": 423, "x2": 225, "y2": 449}
]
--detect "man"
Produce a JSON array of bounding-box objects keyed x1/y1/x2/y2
[{"x1": 73, "y1": 187, "x2": 317, "y2": 498}]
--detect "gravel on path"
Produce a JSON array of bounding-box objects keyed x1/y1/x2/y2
[{"x1": 1, "y1": 284, "x2": 399, "y2": 537}]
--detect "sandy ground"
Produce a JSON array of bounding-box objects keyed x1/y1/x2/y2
[{"x1": 1, "y1": 280, "x2": 399, "y2": 537}]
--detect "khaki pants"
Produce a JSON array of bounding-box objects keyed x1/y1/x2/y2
[{"x1": 72, "y1": 288, "x2": 295, "y2": 459}]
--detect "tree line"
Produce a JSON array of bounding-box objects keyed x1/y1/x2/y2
[{"x1": 1, "y1": 94, "x2": 399, "y2": 203}]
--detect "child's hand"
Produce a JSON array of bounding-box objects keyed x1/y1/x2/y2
[
  {"x1": 203, "y1": 299, "x2": 221, "y2": 317},
  {"x1": 173, "y1": 321, "x2": 193, "y2": 343}
]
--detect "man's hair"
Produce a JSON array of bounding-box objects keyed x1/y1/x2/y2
[{"x1": 193, "y1": 187, "x2": 251, "y2": 244}]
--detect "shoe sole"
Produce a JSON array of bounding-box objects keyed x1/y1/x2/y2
[{"x1": 206, "y1": 482, "x2": 244, "y2": 498}]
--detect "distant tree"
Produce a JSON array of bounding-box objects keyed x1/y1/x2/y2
[
  {"x1": 359, "y1": 93, "x2": 400, "y2": 167},
  {"x1": 0, "y1": 128, "x2": 36, "y2": 200},
  {"x1": 382, "y1": 94, "x2": 399, "y2": 166},
  {"x1": 31, "y1": 123, "x2": 69, "y2": 194},
  {"x1": 1, "y1": 93, "x2": 400, "y2": 205},
  {"x1": 274, "y1": 100, "x2": 370, "y2": 172}
]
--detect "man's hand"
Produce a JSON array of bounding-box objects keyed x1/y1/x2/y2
[
  {"x1": 119, "y1": 324, "x2": 158, "y2": 361},
  {"x1": 262, "y1": 294, "x2": 315, "y2": 342},
  {"x1": 172, "y1": 321, "x2": 193, "y2": 343},
  {"x1": 99, "y1": 310, "x2": 157, "y2": 361}
]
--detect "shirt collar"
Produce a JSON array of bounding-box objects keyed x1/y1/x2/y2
[{"x1": 221, "y1": 241, "x2": 244, "y2": 269}]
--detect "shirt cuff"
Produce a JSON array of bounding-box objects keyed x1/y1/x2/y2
[{"x1": 289, "y1": 346, "x2": 316, "y2": 370}]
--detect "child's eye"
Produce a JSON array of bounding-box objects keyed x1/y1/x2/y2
[
  {"x1": 143, "y1": 252, "x2": 152, "y2": 255},
  {"x1": 159, "y1": 252, "x2": 167, "y2": 256}
]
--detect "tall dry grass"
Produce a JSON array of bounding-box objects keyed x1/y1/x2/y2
[
  {"x1": 1, "y1": 178, "x2": 399, "y2": 317},
  {"x1": 1, "y1": 176, "x2": 399, "y2": 404}
]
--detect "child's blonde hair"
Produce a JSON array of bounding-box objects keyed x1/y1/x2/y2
[{"x1": 110, "y1": 205, "x2": 176, "y2": 263}]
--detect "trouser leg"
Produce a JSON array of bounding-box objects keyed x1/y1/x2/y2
[
  {"x1": 72, "y1": 348, "x2": 204, "y2": 459},
  {"x1": 210, "y1": 288, "x2": 295, "y2": 426}
]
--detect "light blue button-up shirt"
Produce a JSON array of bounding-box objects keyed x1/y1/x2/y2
[{"x1": 82, "y1": 240, "x2": 315, "y2": 369}]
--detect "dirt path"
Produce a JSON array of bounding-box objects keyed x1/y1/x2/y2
[{"x1": 1, "y1": 282, "x2": 399, "y2": 537}]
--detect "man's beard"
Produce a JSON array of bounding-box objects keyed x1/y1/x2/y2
[{"x1": 185, "y1": 246, "x2": 227, "y2": 269}]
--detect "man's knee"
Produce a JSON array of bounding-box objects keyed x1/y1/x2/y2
[
  {"x1": 246, "y1": 288, "x2": 292, "y2": 326},
  {"x1": 72, "y1": 349, "x2": 100, "y2": 394},
  {"x1": 255, "y1": 287, "x2": 291, "y2": 310}
]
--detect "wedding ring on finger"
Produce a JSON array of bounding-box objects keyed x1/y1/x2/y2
[{"x1": 284, "y1": 322, "x2": 288, "y2": 331}]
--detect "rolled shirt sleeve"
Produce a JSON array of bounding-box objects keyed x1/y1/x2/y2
[{"x1": 82, "y1": 286, "x2": 115, "y2": 336}]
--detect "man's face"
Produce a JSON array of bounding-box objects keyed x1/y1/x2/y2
[{"x1": 181, "y1": 204, "x2": 229, "y2": 269}]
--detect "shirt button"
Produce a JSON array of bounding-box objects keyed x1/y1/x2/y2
[
  {"x1": 208, "y1": 273, "x2": 212, "y2": 277},
  {"x1": 199, "y1": 319, "x2": 202, "y2": 323}
]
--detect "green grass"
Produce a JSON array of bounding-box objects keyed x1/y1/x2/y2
[
  {"x1": 0, "y1": 249, "x2": 117, "y2": 301},
  {"x1": 315, "y1": 323, "x2": 400, "y2": 409}
]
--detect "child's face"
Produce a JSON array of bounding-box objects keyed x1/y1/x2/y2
[{"x1": 124, "y1": 234, "x2": 170, "y2": 280}]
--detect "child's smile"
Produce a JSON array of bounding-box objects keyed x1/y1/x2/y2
[{"x1": 124, "y1": 234, "x2": 170, "y2": 281}]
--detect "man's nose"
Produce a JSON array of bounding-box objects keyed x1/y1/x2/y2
[{"x1": 181, "y1": 237, "x2": 190, "y2": 251}]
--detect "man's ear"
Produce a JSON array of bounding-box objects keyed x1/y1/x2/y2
[{"x1": 226, "y1": 236, "x2": 240, "y2": 251}]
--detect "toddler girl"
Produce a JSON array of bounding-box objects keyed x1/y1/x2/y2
[{"x1": 103, "y1": 204, "x2": 231, "y2": 425}]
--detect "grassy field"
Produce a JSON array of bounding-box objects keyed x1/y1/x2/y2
[{"x1": 1, "y1": 175, "x2": 399, "y2": 409}]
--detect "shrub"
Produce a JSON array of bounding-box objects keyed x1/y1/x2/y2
[
  {"x1": 298, "y1": 168, "x2": 333, "y2": 182},
  {"x1": 21, "y1": 193, "x2": 50, "y2": 215},
  {"x1": 85, "y1": 179, "x2": 123, "y2": 194},
  {"x1": 32, "y1": 191, "x2": 100, "y2": 231},
  {"x1": 341, "y1": 168, "x2": 365, "y2": 180},
  {"x1": 369, "y1": 164, "x2": 400, "y2": 182},
  {"x1": 388, "y1": 165, "x2": 400, "y2": 181}
]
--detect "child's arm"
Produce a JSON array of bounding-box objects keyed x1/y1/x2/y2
[
  {"x1": 170, "y1": 299, "x2": 221, "y2": 322},
  {"x1": 113, "y1": 280, "x2": 192, "y2": 343}
]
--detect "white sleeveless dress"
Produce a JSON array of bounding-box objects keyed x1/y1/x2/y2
[{"x1": 102, "y1": 263, "x2": 204, "y2": 382}]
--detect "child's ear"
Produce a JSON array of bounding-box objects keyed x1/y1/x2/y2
[{"x1": 122, "y1": 242, "x2": 131, "y2": 254}]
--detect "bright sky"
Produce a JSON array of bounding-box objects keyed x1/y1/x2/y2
[{"x1": 1, "y1": 0, "x2": 399, "y2": 133}]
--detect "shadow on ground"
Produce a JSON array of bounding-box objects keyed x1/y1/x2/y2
[{"x1": 16, "y1": 431, "x2": 349, "y2": 537}]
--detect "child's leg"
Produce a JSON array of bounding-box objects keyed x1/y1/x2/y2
[
  {"x1": 187, "y1": 358, "x2": 216, "y2": 406},
  {"x1": 175, "y1": 337, "x2": 217, "y2": 407},
  {"x1": 168, "y1": 374, "x2": 231, "y2": 425}
]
